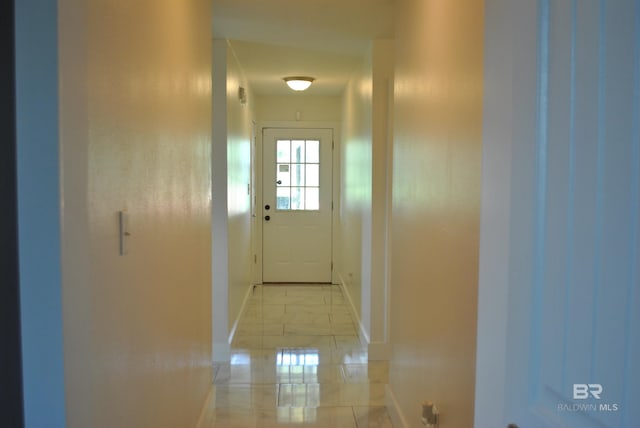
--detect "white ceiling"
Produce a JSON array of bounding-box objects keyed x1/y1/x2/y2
[{"x1": 213, "y1": 0, "x2": 395, "y2": 96}]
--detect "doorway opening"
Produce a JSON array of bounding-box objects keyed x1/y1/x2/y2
[{"x1": 260, "y1": 128, "x2": 334, "y2": 283}]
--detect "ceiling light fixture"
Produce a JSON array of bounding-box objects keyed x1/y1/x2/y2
[{"x1": 283, "y1": 76, "x2": 315, "y2": 91}]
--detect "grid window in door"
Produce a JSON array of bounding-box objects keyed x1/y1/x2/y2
[{"x1": 276, "y1": 139, "x2": 320, "y2": 210}]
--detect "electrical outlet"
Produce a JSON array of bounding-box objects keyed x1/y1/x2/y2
[{"x1": 421, "y1": 401, "x2": 439, "y2": 427}]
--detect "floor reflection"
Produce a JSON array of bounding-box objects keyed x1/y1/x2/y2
[
  {"x1": 278, "y1": 349, "x2": 320, "y2": 366},
  {"x1": 203, "y1": 284, "x2": 393, "y2": 427}
]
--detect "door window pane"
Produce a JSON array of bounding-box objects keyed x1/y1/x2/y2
[
  {"x1": 290, "y1": 164, "x2": 305, "y2": 187},
  {"x1": 291, "y1": 187, "x2": 304, "y2": 210},
  {"x1": 277, "y1": 140, "x2": 290, "y2": 163},
  {"x1": 277, "y1": 164, "x2": 290, "y2": 186},
  {"x1": 305, "y1": 164, "x2": 319, "y2": 187},
  {"x1": 291, "y1": 140, "x2": 305, "y2": 163},
  {"x1": 277, "y1": 187, "x2": 290, "y2": 209},
  {"x1": 305, "y1": 188, "x2": 319, "y2": 210},
  {"x1": 306, "y1": 140, "x2": 320, "y2": 163}
]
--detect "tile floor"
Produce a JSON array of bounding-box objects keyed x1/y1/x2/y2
[{"x1": 200, "y1": 284, "x2": 393, "y2": 427}]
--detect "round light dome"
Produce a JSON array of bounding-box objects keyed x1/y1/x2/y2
[{"x1": 283, "y1": 76, "x2": 315, "y2": 91}]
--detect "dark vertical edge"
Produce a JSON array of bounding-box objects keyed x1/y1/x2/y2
[{"x1": 0, "y1": 0, "x2": 25, "y2": 426}]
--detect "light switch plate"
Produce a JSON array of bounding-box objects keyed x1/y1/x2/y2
[{"x1": 119, "y1": 210, "x2": 129, "y2": 255}]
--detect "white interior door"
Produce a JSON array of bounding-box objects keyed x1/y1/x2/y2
[
  {"x1": 476, "y1": 1, "x2": 640, "y2": 427},
  {"x1": 262, "y1": 128, "x2": 333, "y2": 283}
]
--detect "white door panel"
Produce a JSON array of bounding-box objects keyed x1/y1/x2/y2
[
  {"x1": 262, "y1": 128, "x2": 333, "y2": 283},
  {"x1": 477, "y1": 1, "x2": 640, "y2": 427}
]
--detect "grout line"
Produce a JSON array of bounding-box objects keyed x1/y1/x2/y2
[{"x1": 351, "y1": 406, "x2": 360, "y2": 428}]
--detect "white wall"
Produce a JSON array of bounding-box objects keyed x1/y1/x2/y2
[
  {"x1": 255, "y1": 94, "x2": 342, "y2": 122},
  {"x1": 211, "y1": 40, "x2": 231, "y2": 362},
  {"x1": 338, "y1": 41, "x2": 393, "y2": 358},
  {"x1": 226, "y1": 44, "x2": 255, "y2": 336},
  {"x1": 339, "y1": 50, "x2": 373, "y2": 327},
  {"x1": 58, "y1": 1, "x2": 213, "y2": 427},
  {"x1": 211, "y1": 40, "x2": 255, "y2": 359},
  {"x1": 369, "y1": 40, "x2": 394, "y2": 358},
  {"x1": 387, "y1": 1, "x2": 484, "y2": 427}
]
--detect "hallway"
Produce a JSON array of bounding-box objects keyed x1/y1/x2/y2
[
  {"x1": 201, "y1": 284, "x2": 392, "y2": 427},
  {"x1": 12, "y1": 0, "x2": 640, "y2": 426}
]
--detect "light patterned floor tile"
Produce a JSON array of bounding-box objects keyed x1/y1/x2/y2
[
  {"x1": 342, "y1": 362, "x2": 389, "y2": 384},
  {"x1": 261, "y1": 407, "x2": 358, "y2": 428},
  {"x1": 229, "y1": 349, "x2": 281, "y2": 365},
  {"x1": 278, "y1": 383, "x2": 386, "y2": 407},
  {"x1": 285, "y1": 304, "x2": 333, "y2": 315},
  {"x1": 205, "y1": 284, "x2": 393, "y2": 427},
  {"x1": 285, "y1": 364, "x2": 345, "y2": 384},
  {"x1": 236, "y1": 323, "x2": 285, "y2": 336},
  {"x1": 282, "y1": 312, "x2": 332, "y2": 325},
  {"x1": 263, "y1": 334, "x2": 335, "y2": 349},
  {"x1": 205, "y1": 407, "x2": 258, "y2": 428},
  {"x1": 262, "y1": 286, "x2": 288, "y2": 298},
  {"x1": 233, "y1": 335, "x2": 264, "y2": 349},
  {"x1": 329, "y1": 305, "x2": 352, "y2": 316},
  {"x1": 330, "y1": 348, "x2": 370, "y2": 364},
  {"x1": 284, "y1": 323, "x2": 333, "y2": 336},
  {"x1": 285, "y1": 288, "x2": 327, "y2": 298},
  {"x1": 353, "y1": 406, "x2": 394, "y2": 428},
  {"x1": 264, "y1": 294, "x2": 327, "y2": 305},
  {"x1": 332, "y1": 323, "x2": 358, "y2": 335},
  {"x1": 335, "y1": 335, "x2": 362, "y2": 349},
  {"x1": 214, "y1": 384, "x2": 279, "y2": 409},
  {"x1": 331, "y1": 313, "x2": 357, "y2": 324}
]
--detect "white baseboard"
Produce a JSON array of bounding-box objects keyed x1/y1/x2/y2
[
  {"x1": 336, "y1": 273, "x2": 370, "y2": 348},
  {"x1": 337, "y1": 273, "x2": 391, "y2": 361},
  {"x1": 213, "y1": 283, "x2": 255, "y2": 363},
  {"x1": 385, "y1": 384, "x2": 410, "y2": 428},
  {"x1": 227, "y1": 283, "x2": 256, "y2": 346}
]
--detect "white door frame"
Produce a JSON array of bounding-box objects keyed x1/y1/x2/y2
[{"x1": 253, "y1": 121, "x2": 340, "y2": 285}]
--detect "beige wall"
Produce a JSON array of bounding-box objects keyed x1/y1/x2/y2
[
  {"x1": 59, "y1": 1, "x2": 212, "y2": 426},
  {"x1": 388, "y1": 0, "x2": 484, "y2": 426}
]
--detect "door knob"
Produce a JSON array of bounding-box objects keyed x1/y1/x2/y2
[
  {"x1": 276, "y1": 180, "x2": 282, "y2": 185},
  {"x1": 265, "y1": 204, "x2": 270, "y2": 210},
  {"x1": 265, "y1": 215, "x2": 271, "y2": 221}
]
